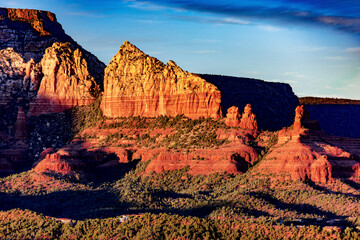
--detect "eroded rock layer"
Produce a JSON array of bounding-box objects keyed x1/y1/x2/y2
[
  {"x1": 101, "y1": 41, "x2": 222, "y2": 119},
  {"x1": 28, "y1": 42, "x2": 100, "y2": 116}
]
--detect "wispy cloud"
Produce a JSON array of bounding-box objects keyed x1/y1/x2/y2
[
  {"x1": 323, "y1": 56, "x2": 346, "y2": 61},
  {"x1": 137, "y1": 19, "x2": 161, "y2": 24},
  {"x1": 345, "y1": 47, "x2": 360, "y2": 53},
  {"x1": 283, "y1": 72, "x2": 311, "y2": 80},
  {"x1": 193, "y1": 50, "x2": 220, "y2": 54},
  {"x1": 129, "y1": 0, "x2": 360, "y2": 35},
  {"x1": 257, "y1": 25, "x2": 283, "y2": 32},
  {"x1": 302, "y1": 46, "x2": 327, "y2": 52}
]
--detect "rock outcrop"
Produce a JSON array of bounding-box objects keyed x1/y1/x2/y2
[
  {"x1": 239, "y1": 104, "x2": 258, "y2": 131},
  {"x1": 200, "y1": 74, "x2": 299, "y2": 131},
  {"x1": 256, "y1": 106, "x2": 360, "y2": 183},
  {"x1": 224, "y1": 106, "x2": 241, "y2": 127},
  {"x1": 28, "y1": 42, "x2": 101, "y2": 116},
  {"x1": 144, "y1": 145, "x2": 258, "y2": 175},
  {"x1": 101, "y1": 41, "x2": 222, "y2": 119},
  {"x1": 293, "y1": 105, "x2": 319, "y2": 133}
]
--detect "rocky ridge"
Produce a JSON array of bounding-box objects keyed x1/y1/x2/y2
[{"x1": 101, "y1": 41, "x2": 222, "y2": 119}]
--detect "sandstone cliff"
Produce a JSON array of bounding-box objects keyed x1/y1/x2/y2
[
  {"x1": 0, "y1": 8, "x2": 105, "y2": 125},
  {"x1": 200, "y1": 74, "x2": 299, "y2": 131},
  {"x1": 101, "y1": 41, "x2": 222, "y2": 119},
  {"x1": 28, "y1": 42, "x2": 101, "y2": 116}
]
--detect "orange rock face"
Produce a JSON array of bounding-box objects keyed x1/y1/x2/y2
[
  {"x1": 7, "y1": 8, "x2": 56, "y2": 36},
  {"x1": 239, "y1": 104, "x2": 258, "y2": 131},
  {"x1": 29, "y1": 42, "x2": 101, "y2": 116},
  {"x1": 101, "y1": 41, "x2": 222, "y2": 119},
  {"x1": 224, "y1": 106, "x2": 241, "y2": 127}
]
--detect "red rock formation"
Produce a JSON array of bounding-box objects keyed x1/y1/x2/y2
[
  {"x1": 256, "y1": 133, "x2": 333, "y2": 183},
  {"x1": 224, "y1": 106, "x2": 241, "y2": 127},
  {"x1": 293, "y1": 105, "x2": 319, "y2": 134},
  {"x1": 101, "y1": 41, "x2": 222, "y2": 119},
  {"x1": 34, "y1": 152, "x2": 84, "y2": 174},
  {"x1": 256, "y1": 106, "x2": 360, "y2": 183},
  {"x1": 14, "y1": 107, "x2": 27, "y2": 140},
  {"x1": 144, "y1": 145, "x2": 258, "y2": 175},
  {"x1": 29, "y1": 42, "x2": 101, "y2": 116},
  {"x1": 239, "y1": 104, "x2": 258, "y2": 131}
]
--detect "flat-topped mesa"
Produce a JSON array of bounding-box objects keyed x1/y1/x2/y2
[
  {"x1": 28, "y1": 42, "x2": 101, "y2": 116},
  {"x1": 101, "y1": 41, "x2": 222, "y2": 119}
]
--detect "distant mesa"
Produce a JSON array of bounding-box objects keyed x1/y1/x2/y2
[{"x1": 101, "y1": 41, "x2": 222, "y2": 119}]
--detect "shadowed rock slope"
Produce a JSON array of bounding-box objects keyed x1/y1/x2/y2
[{"x1": 200, "y1": 74, "x2": 299, "y2": 131}]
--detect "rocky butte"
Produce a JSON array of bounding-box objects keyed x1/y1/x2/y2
[
  {"x1": 101, "y1": 41, "x2": 222, "y2": 119},
  {"x1": 256, "y1": 105, "x2": 360, "y2": 183}
]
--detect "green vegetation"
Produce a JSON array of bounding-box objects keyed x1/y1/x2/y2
[
  {"x1": 70, "y1": 96, "x2": 105, "y2": 133},
  {"x1": 1, "y1": 209, "x2": 359, "y2": 239},
  {"x1": 299, "y1": 97, "x2": 360, "y2": 105}
]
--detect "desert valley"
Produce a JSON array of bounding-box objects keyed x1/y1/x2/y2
[{"x1": 0, "y1": 7, "x2": 360, "y2": 239}]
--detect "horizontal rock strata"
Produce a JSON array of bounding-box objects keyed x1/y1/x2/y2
[{"x1": 101, "y1": 41, "x2": 222, "y2": 119}]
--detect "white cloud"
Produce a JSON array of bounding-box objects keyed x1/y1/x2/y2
[
  {"x1": 283, "y1": 72, "x2": 311, "y2": 80},
  {"x1": 222, "y1": 17, "x2": 250, "y2": 25},
  {"x1": 193, "y1": 50, "x2": 219, "y2": 54},
  {"x1": 257, "y1": 25, "x2": 283, "y2": 32}
]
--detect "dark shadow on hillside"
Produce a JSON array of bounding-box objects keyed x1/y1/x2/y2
[
  {"x1": 200, "y1": 74, "x2": 299, "y2": 131},
  {"x1": 90, "y1": 159, "x2": 141, "y2": 185},
  {"x1": 305, "y1": 105, "x2": 360, "y2": 138},
  {"x1": 249, "y1": 191, "x2": 353, "y2": 227},
  {"x1": 0, "y1": 189, "x2": 120, "y2": 220},
  {"x1": 305, "y1": 178, "x2": 360, "y2": 200}
]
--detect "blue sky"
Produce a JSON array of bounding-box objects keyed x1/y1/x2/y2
[{"x1": 1, "y1": 0, "x2": 360, "y2": 99}]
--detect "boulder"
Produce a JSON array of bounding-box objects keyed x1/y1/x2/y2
[{"x1": 101, "y1": 41, "x2": 222, "y2": 119}]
